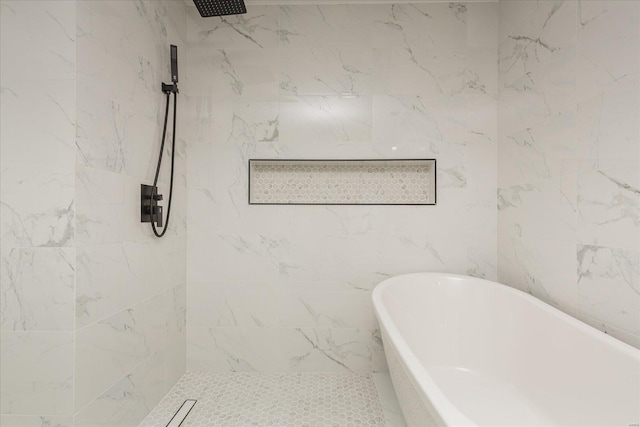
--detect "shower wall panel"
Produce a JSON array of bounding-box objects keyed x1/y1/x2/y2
[
  {"x1": 73, "y1": 1, "x2": 188, "y2": 425},
  {"x1": 1, "y1": 0, "x2": 189, "y2": 425},
  {"x1": 1, "y1": 1, "x2": 76, "y2": 425},
  {"x1": 184, "y1": 2, "x2": 499, "y2": 373},
  {"x1": 497, "y1": 0, "x2": 640, "y2": 349}
]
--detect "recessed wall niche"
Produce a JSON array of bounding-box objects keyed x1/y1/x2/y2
[{"x1": 248, "y1": 159, "x2": 436, "y2": 205}]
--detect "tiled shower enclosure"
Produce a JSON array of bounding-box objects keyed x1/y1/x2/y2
[{"x1": 1, "y1": 0, "x2": 638, "y2": 426}]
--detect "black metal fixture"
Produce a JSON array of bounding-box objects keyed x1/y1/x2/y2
[
  {"x1": 192, "y1": 0, "x2": 247, "y2": 17},
  {"x1": 141, "y1": 45, "x2": 179, "y2": 238},
  {"x1": 140, "y1": 183, "x2": 163, "y2": 227}
]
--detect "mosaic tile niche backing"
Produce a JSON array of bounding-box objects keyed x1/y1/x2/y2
[{"x1": 249, "y1": 160, "x2": 436, "y2": 205}]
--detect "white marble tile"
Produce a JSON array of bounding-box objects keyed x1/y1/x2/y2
[
  {"x1": 498, "y1": 112, "x2": 577, "y2": 186},
  {"x1": 498, "y1": 1, "x2": 577, "y2": 123},
  {"x1": 467, "y1": 49, "x2": 499, "y2": 98},
  {"x1": 372, "y1": 340, "x2": 389, "y2": 374},
  {"x1": 75, "y1": 165, "x2": 126, "y2": 207},
  {"x1": 188, "y1": 281, "x2": 280, "y2": 328},
  {"x1": 497, "y1": 0, "x2": 639, "y2": 351},
  {"x1": 279, "y1": 5, "x2": 373, "y2": 48},
  {"x1": 165, "y1": 285, "x2": 187, "y2": 389},
  {"x1": 372, "y1": 95, "x2": 461, "y2": 151},
  {"x1": 498, "y1": 1, "x2": 539, "y2": 44},
  {"x1": 186, "y1": 4, "x2": 280, "y2": 48},
  {"x1": 279, "y1": 288, "x2": 377, "y2": 329},
  {"x1": 498, "y1": 233, "x2": 578, "y2": 315},
  {"x1": 577, "y1": 245, "x2": 640, "y2": 335},
  {"x1": 224, "y1": 101, "x2": 280, "y2": 144},
  {"x1": 499, "y1": 0, "x2": 576, "y2": 48},
  {"x1": 498, "y1": 174, "x2": 577, "y2": 244},
  {"x1": 0, "y1": 78, "x2": 76, "y2": 168},
  {"x1": 1, "y1": 248, "x2": 74, "y2": 331},
  {"x1": 373, "y1": 47, "x2": 496, "y2": 99},
  {"x1": 75, "y1": 170, "x2": 187, "y2": 246},
  {"x1": 75, "y1": 0, "x2": 168, "y2": 176},
  {"x1": 91, "y1": 184, "x2": 185, "y2": 243},
  {"x1": 74, "y1": 351, "x2": 167, "y2": 427},
  {"x1": 167, "y1": 285, "x2": 187, "y2": 340},
  {"x1": 75, "y1": 78, "x2": 162, "y2": 177},
  {"x1": 0, "y1": 415, "x2": 73, "y2": 427},
  {"x1": 577, "y1": 159, "x2": 639, "y2": 250},
  {"x1": 0, "y1": 163, "x2": 74, "y2": 248},
  {"x1": 188, "y1": 233, "x2": 295, "y2": 283},
  {"x1": 185, "y1": 1, "x2": 499, "y2": 379},
  {"x1": 0, "y1": 0, "x2": 76, "y2": 81},
  {"x1": 279, "y1": 47, "x2": 372, "y2": 96},
  {"x1": 373, "y1": 221, "x2": 497, "y2": 281},
  {"x1": 187, "y1": 327, "x2": 283, "y2": 372},
  {"x1": 577, "y1": 0, "x2": 640, "y2": 102},
  {"x1": 0, "y1": 331, "x2": 73, "y2": 416},
  {"x1": 467, "y1": 2, "x2": 498, "y2": 48},
  {"x1": 74, "y1": 292, "x2": 169, "y2": 412},
  {"x1": 167, "y1": 0, "x2": 188, "y2": 46},
  {"x1": 373, "y1": 48, "x2": 467, "y2": 98},
  {"x1": 373, "y1": 372, "x2": 407, "y2": 427},
  {"x1": 279, "y1": 95, "x2": 372, "y2": 143},
  {"x1": 576, "y1": 76, "x2": 639, "y2": 162},
  {"x1": 372, "y1": 3, "x2": 466, "y2": 50},
  {"x1": 283, "y1": 328, "x2": 378, "y2": 373},
  {"x1": 299, "y1": 234, "x2": 385, "y2": 283},
  {"x1": 499, "y1": 42, "x2": 576, "y2": 121},
  {"x1": 75, "y1": 238, "x2": 185, "y2": 328},
  {"x1": 187, "y1": 326, "x2": 380, "y2": 374},
  {"x1": 186, "y1": 48, "x2": 279, "y2": 100}
]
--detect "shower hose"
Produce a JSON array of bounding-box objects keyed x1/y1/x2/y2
[{"x1": 150, "y1": 90, "x2": 177, "y2": 238}]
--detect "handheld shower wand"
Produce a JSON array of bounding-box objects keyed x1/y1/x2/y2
[
  {"x1": 171, "y1": 44, "x2": 178, "y2": 83},
  {"x1": 141, "y1": 45, "x2": 179, "y2": 238}
]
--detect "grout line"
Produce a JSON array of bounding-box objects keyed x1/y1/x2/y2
[
  {"x1": 74, "y1": 283, "x2": 186, "y2": 335},
  {"x1": 73, "y1": 349, "x2": 165, "y2": 417}
]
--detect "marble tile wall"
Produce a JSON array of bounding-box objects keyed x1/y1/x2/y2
[
  {"x1": 185, "y1": 2, "x2": 499, "y2": 372},
  {"x1": 497, "y1": 0, "x2": 640, "y2": 349},
  {"x1": 73, "y1": 0, "x2": 188, "y2": 425},
  {"x1": 1, "y1": 0, "x2": 188, "y2": 425},
  {"x1": 1, "y1": 1, "x2": 76, "y2": 425}
]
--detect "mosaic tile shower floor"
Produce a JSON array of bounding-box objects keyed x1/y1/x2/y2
[{"x1": 140, "y1": 372, "x2": 402, "y2": 427}]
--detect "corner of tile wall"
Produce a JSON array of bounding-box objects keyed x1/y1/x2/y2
[{"x1": 497, "y1": 0, "x2": 640, "y2": 349}]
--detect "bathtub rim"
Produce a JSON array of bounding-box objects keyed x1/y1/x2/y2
[{"x1": 372, "y1": 272, "x2": 640, "y2": 426}]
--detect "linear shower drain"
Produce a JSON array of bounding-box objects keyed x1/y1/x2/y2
[{"x1": 166, "y1": 399, "x2": 197, "y2": 427}]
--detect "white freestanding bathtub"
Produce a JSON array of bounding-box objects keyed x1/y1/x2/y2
[{"x1": 372, "y1": 273, "x2": 640, "y2": 426}]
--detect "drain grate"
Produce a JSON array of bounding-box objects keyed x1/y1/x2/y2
[{"x1": 166, "y1": 399, "x2": 197, "y2": 427}]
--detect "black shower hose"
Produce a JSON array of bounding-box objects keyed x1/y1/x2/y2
[{"x1": 151, "y1": 91, "x2": 177, "y2": 238}]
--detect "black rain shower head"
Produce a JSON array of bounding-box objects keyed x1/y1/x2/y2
[{"x1": 193, "y1": 0, "x2": 247, "y2": 17}]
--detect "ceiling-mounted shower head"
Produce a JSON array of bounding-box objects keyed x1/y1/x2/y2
[{"x1": 193, "y1": 0, "x2": 247, "y2": 17}]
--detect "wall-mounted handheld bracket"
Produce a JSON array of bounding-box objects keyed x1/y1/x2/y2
[
  {"x1": 141, "y1": 184, "x2": 164, "y2": 228},
  {"x1": 162, "y1": 82, "x2": 179, "y2": 94}
]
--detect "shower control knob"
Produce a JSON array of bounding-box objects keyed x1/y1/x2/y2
[{"x1": 153, "y1": 193, "x2": 163, "y2": 201}]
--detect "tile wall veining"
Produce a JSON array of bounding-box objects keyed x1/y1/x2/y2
[
  {"x1": 2, "y1": 1, "x2": 635, "y2": 426},
  {"x1": 1, "y1": 1, "x2": 76, "y2": 425},
  {"x1": 1, "y1": 0, "x2": 188, "y2": 426},
  {"x1": 73, "y1": 0, "x2": 188, "y2": 424},
  {"x1": 184, "y1": 2, "x2": 499, "y2": 372},
  {"x1": 497, "y1": 0, "x2": 640, "y2": 349}
]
